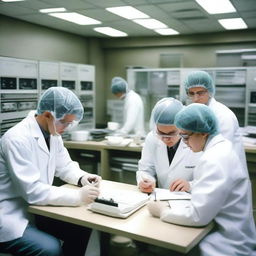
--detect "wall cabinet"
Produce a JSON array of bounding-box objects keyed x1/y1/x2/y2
[{"x1": 127, "y1": 67, "x2": 256, "y2": 129}]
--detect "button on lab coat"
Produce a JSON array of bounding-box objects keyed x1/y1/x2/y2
[
  {"x1": 137, "y1": 131, "x2": 202, "y2": 189},
  {"x1": 120, "y1": 90, "x2": 145, "y2": 136},
  {"x1": 161, "y1": 134, "x2": 256, "y2": 256},
  {"x1": 0, "y1": 111, "x2": 87, "y2": 242}
]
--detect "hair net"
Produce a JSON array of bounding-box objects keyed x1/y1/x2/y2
[
  {"x1": 111, "y1": 77, "x2": 128, "y2": 94},
  {"x1": 151, "y1": 97, "x2": 183, "y2": 126},
  {"x1": 174, "y1": 103, "x2": 219, "y2": 136},
  {"x1": 36, "y1": 87, "x2": 84, "y2": 121},
  {"x1": 184, "y1": 70, "x2": 215, "y2": 96}
]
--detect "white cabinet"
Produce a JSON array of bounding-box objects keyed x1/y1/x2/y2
[{"x1": 0, "y1": 56, "x2": 96, "y2": 136}]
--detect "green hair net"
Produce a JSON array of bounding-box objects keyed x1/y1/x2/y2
[
  {"x1": 174, "y1": 103, "x2": 219, "y2": 135},
  {"x1": 36, "y1": 87, "x2": 84, "y2": 121},
  {"x1": 151, "y1": 97, "x2": 183, "y2": 126},
  {"x1": 111, "y1": 77, "x2": 128, "y2": 94},
  {"x1": 184, "y1": 70, "x2": 215, "y2": 96}
]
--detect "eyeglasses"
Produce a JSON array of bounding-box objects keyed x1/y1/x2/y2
[
  {"x1": 187, "y1": 90, "x2": 208, "y2": 98},
  {"x1": 179, "y1": 132, "x2": 194, "y2": 141},
  {"x1": 155, "y1": 129, "x2": 180, "y2": 139},
  {"x1": 55, "y1": 119, "x2": 78, "y2": 131}
]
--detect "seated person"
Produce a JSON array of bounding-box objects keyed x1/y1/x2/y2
[
  {"x1": 137, "y1": 97, "x2": 202, "y2": 193},
  {"x1": 148, "y1": 103, "x2": 256, "y2": 256}
]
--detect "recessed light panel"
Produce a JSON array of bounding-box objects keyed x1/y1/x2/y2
[
  {"x1": 106, "y1": 6, "x2": 149, "y2": 19},
  {"x1": 218, "y1": 18, "x2": 247, "y2": 30},
  {"x1": 133, "y1": 19, "x2": 167, "y2": 29},
  {"x1": 39, "y1": 8, "x2": 66, "y2": 13},
  {"x1": 94, "y1": 27, "x2": 127, "y2": 37},
  {"x1": 155, "y1": 28, "x2": 179, "y2": 35},
  {"x1": 196, "y1": 0, "x2": 236, "y2": 14}
]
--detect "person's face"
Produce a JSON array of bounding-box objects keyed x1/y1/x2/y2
[
  {"x1": 179, "y1": 129, "x2": 208, "y2": 152},
  {"x1": 114, "y1": 92, "x2": 125, "y2": 100},
  {"x1": 54, "y1": 114, "x2": 76, "y2": 134},
  {"x1": 156, "y1": 125, "x2": 180, "y2": 147},
  {"x1": 187, "y1": 87, "x2": 209, "y2": 104}
]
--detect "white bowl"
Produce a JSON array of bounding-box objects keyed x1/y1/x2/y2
[
  {"x1": 107, "y1": 122, "x2": 119, "y2": 131},
  {"x1": 71, "y1": 130, "x2": 89, "y2": 141},
  {"x1": 105, "y1": 136, "x2": 124, "y2": 145}
]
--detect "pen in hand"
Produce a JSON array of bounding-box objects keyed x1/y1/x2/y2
[{"x1": 154, "y1": 190, "x2": 157, "y2": 201}]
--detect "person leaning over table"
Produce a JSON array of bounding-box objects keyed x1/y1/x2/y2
[
  {"x1": 148, "y1": 103, "x2": 256, "y2": 256},
  {"x1": 184, "y1": 70, "x2": 248, "y2": 174},
  {"x1": 111, "y1": 76, "x2": 145, "y2": 136},
  {"x1": 136, "y1": 97, "x2": 202, "y2": 193},
  {"x1": 0, "y1": 87, "x2": 101, "y2": 256}
]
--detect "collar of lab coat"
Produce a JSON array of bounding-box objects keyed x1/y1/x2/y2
[
  {"x1": 204, "y1": 134, "x2": 225, "y2": 152},
  {"x1": 27, "y1": 110, "x2": 50, "y2": 154}
]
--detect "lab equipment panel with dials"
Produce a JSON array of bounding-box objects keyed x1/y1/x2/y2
[{"x1": 0, "y1": 56, "x2": 96, "y2": 137}]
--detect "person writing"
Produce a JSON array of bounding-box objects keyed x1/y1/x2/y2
[
  {"x1": 0, "y1": 87, "x2": 101, "y2": 256},
  {"x1": 148, "y1": 103, "x2": 256, "y2": 256},
  {"x1": 111, "y1": 76, "x2": 145, "y2": 136},
  {"x1": 184, "y1": 70, "x2": 248, "y2": 173},
  {"x1": 137, "y1": 97, "x2": 201, "y2": 193}
]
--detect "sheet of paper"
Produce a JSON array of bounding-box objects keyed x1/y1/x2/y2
[
  {"x1": 153, "y1": 188, "x2": 191, "y2": 200},
  {"x1": 168, "y1": 200, "x2": 191, "y2": 210}
]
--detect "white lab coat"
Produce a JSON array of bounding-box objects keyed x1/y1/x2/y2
[
  {"x1": 0, "y1": 111, "x2": 87, "y2": 242},
  {"x1": 161, "y1": 134, "x2": 256, "y2": 256},
  {"x1": 136, "y1": 131, "x2": 202, "y2": 188},
  {"x1": 120, "y1": 90, "x2": 145, "y2": 136},
  {"x1": 208, "y1": 98, "x2": 248, "y2": 174}
]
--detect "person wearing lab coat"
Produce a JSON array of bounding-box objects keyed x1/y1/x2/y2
[
  {"x1": 184, "y1": 70, "x2": 248, "y2": 174},
  {"x1": 137, "y1": 97, "x2": 202, "y2": 193},
  {"x1": 111, "y1": 76, "x2": 145, "y2": 136},
  {"x1": 0, "y1": 87, "x2": 101, "y2": 256},
  {"x1": 148, "y1": 103, "x2": 256, "y2": 256}
]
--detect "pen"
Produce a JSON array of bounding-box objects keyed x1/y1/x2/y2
[{"x1": 154, "y1": 191, "x2": 157, "y2": 201}]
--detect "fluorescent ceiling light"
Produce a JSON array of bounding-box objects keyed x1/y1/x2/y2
[
  {"x1": 218, "y1": 18, "x2": 247, "y2": 30},
  {"x1": 40, "y1": 8, "x2": 66, "y2": 13},
  {"x1": 1, "y1": 0, "x2": 25, "y2": 2},
  {"x1": 155, "y1": 28, "x2": 179, "y2": 35},
  {"x1": 196, "y1": 0, "x2": 236, "y2": 14},
  {"x1": 48, "y1": 12, "x2": 101, "y2": 25},
  {"x1": 106, "y1": 6, "x2": 149, "y2": 19},
  {"x1": 94, "y1": 27, "x2": 127, "y2": 37},
  {"x1": 133, "y1": 19, "x2": 167, "y2": 29},
  {"x1": 241, "y1": 55, "x2": 256, "y2": 60}
]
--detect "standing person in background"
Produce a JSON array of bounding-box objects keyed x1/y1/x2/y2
[
  {"x1": 0, "y1": 87, "x2": 101, "y2": 256},
  {"x1": 184, "y1": 70, "x2": 248, "y2": 173},
  {"x1": 148, "y1": 103, "x2": 256, "y2": 256},
  {"x1": 111, "y1": 76, "x2": 145, "y2": 136},
  {"x1": 137, "y1": 97, "x2": 201, "y2": 193}
]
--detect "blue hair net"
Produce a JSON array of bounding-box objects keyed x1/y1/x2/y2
[
  {"x1": 36, "y1": 87, "x2": 84, "y2": 121},
  {"x1": 184, "y1": 71, "x2": 215, "y2": 96},
  {"x1": 111, "y1": 77, "x2": 128, "y2": 94},
  {"x1": 174, "y1": 103, "x2": 219, "y2": 135},
  {"x1": 151, "y1": 97, "x2": 183, "y2": 126}
]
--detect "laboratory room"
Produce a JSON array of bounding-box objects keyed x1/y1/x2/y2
[{"x1": 1, "y1": 0, "x2": 256, "y2": 255}]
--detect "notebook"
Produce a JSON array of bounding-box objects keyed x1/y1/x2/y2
[
  {"x1": 89, "y1": 188, "x2": 149, "y2": 218},
  {"x1": 153, "y1": 188, "x2": 191, "y2": 201}
]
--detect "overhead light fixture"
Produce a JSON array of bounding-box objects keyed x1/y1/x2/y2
[
  {"x1": 106, "y1": 6, "x2": 149, "y2": 19},
  {"x1": 39, "y1": 8, "x2": 66, "y2": 13},
  {"x1": 218, "y1": 18, "x2": 247, "y2": 30},
  {"x1": 94, "y1": 27, "x2": 127, "y2": 37},
  {"x1": 155, "y1": 28, "x2": 179, "y2": 35},
  {"x1": 196, "y1": 0, "x2": 236, "y2": 14},
  {"x1": 1, "y1": 0, "x2": 25, "y2": 2},
  {"x1": 48, "y1": 12, "x2": 101, "y2": 25},
  {"x1": 133, "y1": 19, "x2": 167, "y2": 29}
]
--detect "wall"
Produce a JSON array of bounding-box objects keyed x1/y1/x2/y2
[{"x1": 102, "y1": 30, "x2": 256, "y2": 101}]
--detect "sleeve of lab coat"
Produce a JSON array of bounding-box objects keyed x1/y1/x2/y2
[
  {"x1": 2, "y1": 138, "x2": 81, "y2": 206},
  {"x1": 54, "y1": 137, "x2": 87, "y2": 185},
  {"x1": 160, "y1": 157, "x2": 232, "y2": 226},
  {"x1": 136, "y1": 133, "x2": 157, "y2": 184}
]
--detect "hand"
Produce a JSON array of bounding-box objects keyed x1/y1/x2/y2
[
  {"x1": 81, "y1": 174, "x2": 102, "y2": 188},
  {"x1": 79, "y1": 186, "x2": 100, "y2": 204},
  {"x1": 147, "y1": 201, "x2": 167, "y2": 218},
  {"x1": 139, "y1": 178, "x2": 156, "y2": 193},
  {"x1": 170, "y1": 179, "x2": 190, "y2": 192}
]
